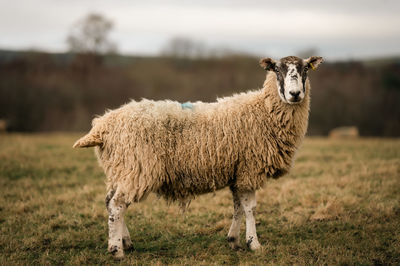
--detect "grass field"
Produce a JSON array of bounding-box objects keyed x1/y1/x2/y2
[{"x1": 0, "y1": 134, "x2": 399, "y2": 265}]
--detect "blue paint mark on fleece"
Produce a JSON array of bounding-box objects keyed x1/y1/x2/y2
[{"x1": 181, "y1": 102, "x2": 194, "y2": 110}]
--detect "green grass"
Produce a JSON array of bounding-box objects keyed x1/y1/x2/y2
[{"x1": 0, "y1": 134, "x2": 399, "y2": 265}]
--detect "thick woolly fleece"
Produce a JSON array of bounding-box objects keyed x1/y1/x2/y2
[{"x1": 74, "y1": 72, "x2": 310, "y2": 204}]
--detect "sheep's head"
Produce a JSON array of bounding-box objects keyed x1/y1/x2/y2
[{"x1": 260, "y1": 56, "x2": 323, "y2": 104}]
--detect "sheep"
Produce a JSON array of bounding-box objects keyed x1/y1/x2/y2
[{"x1": 73, "y1": 55, "x2": 323, "y2": 259}]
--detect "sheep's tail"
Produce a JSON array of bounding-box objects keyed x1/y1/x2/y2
[{"x1": 73, "y1": 131, "x2": 102, "y2": 148}]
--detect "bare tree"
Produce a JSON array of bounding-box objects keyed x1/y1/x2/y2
[
  {"x1": 67, "y1": 13, "x2": 117, "y2": 55},
  {"x1": 161, "y1": 37, "x2": 251, "y2": 59},
  {"x1": 161, "y1": 37, "x2": 207, "y2": 59}
]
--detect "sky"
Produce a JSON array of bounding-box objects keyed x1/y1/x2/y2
[{"x1": 1, "y1": 0, "x2": 399, "y2": 60}]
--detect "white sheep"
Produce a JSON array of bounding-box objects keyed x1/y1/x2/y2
[{"x1": 73, "y1": 56, "x2": 323, "y2": 259}]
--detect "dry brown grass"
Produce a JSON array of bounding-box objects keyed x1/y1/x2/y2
[{"x1": 0, "y1": 134, "x2": 399, "y2": 265}]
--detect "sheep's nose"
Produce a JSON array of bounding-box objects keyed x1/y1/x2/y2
[{"x1": 289, "y1": 91, "x2": 300, "y2": 98}]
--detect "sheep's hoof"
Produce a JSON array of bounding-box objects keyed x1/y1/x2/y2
[
  {"x1": 122, "y1": 237, "x2": 133, "y2": 251},
  {"x1": 113, "y1": 252, "x2": 124, "y2": 260},
  {"x1": 230, "y1": 242, "x2": 243, "y2": 250},
  {"x1": 108, "y1": 245, "x2": 124, "y2": 259},
  {"x1": 247, "y1": 239, "x2": 261, "y2": 251},
  {"x1": 227, "y1": 236, "x2": 242, "y2": 250}
]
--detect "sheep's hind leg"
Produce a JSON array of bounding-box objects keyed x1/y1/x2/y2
[
  {"x1": 106, "y1": 190, "x2": 127, "y2": 259},
  {"x1": 239, "y1": 191, "x2": 261, "y2": 251},
  {"x1": 227, "y1": 186, "x2": 244, "y2": 250}
]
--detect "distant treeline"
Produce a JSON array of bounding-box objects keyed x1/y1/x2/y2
[{"x1": 0, "y1": 50, "x2": 399, "y2": 136}]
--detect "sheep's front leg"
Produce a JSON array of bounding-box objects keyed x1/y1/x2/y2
[
  {"x1": 122, "y1": 218, "x2": 132, "y2": 250},
  {"x1": 239, "y1": 191, "x2": 261, "y2": 251},
  {"x1": 227, "y1": 187, "x2": 244, "y2": 249},
  {"x1": 106, "y1": 191, "x2": 127, "y2": 259}
]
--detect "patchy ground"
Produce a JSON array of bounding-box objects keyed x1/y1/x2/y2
[{"x1": 0, "y1": 134, "x2": 399, "y2": 265}]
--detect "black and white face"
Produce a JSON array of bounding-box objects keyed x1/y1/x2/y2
[{"x1": 260, "y1": 56, "x2": 323, "y2": 104}]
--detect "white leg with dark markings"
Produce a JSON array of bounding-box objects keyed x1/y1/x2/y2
[
  {"x1": 239, "y1": 191, "x2": 261, "y2": 251},
  {"x1": 106, "y1": 191, "x2": 127, "y2": 259},
  {"x1": 227, "y1": 187, "x2": 244, "y2": 249}
]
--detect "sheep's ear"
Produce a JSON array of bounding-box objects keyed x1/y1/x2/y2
[
  {"x1": 304, "y1": 56, "x2": 323, "y2": 70},
  {"x1": 259, "y1": 58, "x2": 277, "y2": 71},
  {"x1": 73, "y1": 133, "x2": 102, "y2": 148}
]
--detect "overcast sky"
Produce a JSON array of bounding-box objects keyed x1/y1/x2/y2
[{"x1": 1, "y1": 0, "x2": 399, "y2": 60}]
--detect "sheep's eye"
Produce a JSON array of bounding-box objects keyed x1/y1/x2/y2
[
  {"x1": 275, "y1": 68, "x2": 280, "y2": 73},
  {"x1": 304, "y1": 66, "x2": 309, "y2": 72}
]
